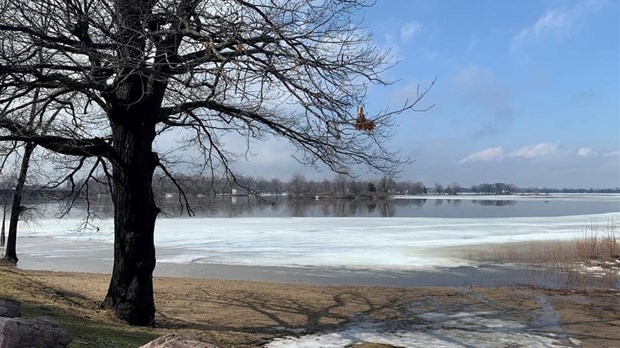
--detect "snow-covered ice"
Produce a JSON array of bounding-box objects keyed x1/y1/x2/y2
[
  {"x1": 16, "y1": 211, "x2": 620, "y2": 270},
  {"x1": 394, "y1": 193, "x2": 620, "y2": 202}
]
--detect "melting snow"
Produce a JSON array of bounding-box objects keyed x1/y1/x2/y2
[{"x1": 267, "y1": 311, "x2": 572, "y2": 348}]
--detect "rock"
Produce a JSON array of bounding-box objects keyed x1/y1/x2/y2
[
  {"x1": 0, "y1": 316, "x2": 72, "y2": 348},
  {"x1": 140, "y1": 334, "x2": 221, "y2": 348},
  {"x1": 0, "y1": 299, "x2": 21, "y2": 318}
]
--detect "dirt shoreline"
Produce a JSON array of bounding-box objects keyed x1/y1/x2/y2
[
  {"x1": 16, "y1": 256, "x2": 556, "y2": 288},
  {"x1": 17, "y1": 237, "x2": 619, "y2": 289},
  {"x1": 0, "y1": 265, "x2": 619, "y2": 347}
]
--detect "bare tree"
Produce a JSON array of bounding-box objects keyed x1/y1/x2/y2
[
  {"x1": 378, "y1": 175, "x2": 395, "y2": 194},
  {"x1": 2, "y1": 142, "x2": 34, "y2": 262},
  {"x1": 334, "y1": 173, "x2": 349, "y2": 195},
  {"x1": 0, "y1": 172, "x2": 13, "y2": 247},
  {"x1": 270, "y1": 178, "x2": 282, "y2": 195},
  {"x1": 0, "y1": 0, "x2": 432, "y2": 325},
  {"x1": 287, "y1": 172, "x2": 307, "y2": 198},
  {"x1": 447, "y1": 182, "x2": 461, "y2": 195},
  {"x1": 0, "y1": 204, "x2": 5, "y2": 247},
  {"x1": 318, "y1": 178, "x2": 333, "y2": 195},
  {"x1": 1, "y1": 85, "x2": 63, "y2": 263}
]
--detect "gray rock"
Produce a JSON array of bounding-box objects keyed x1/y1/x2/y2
[
  {"x1": 0, "y1": 316, "x2": 72, "y2": 348},
  {"x1": 0, "y1": 299, "x2": 21, "y2": 318},
  {"x1": 140, "y1": 334, "x2": 221, "y2": 348}
]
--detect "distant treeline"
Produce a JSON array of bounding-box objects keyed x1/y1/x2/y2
[
  {"x1": 115, "y1": 175, "x2": 620, "y2": 198},
  {"x1": 0, "y1": 186, "x2": 73, "y2": 202},
  {"x1": 1, "y1": 174, "x2": 618, "y2": 202}
]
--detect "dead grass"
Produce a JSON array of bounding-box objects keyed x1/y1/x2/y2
[
  {"x1": 0, "y1": 266, "x2": 619, "y2": 347},
  {"x1": 469, "y1": 221, "x2": 619, "y2": 289},
  {"x1": 575, "y1": 219, "x2": 619, "y2": 261}
]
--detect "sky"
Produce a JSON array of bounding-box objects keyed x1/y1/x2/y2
[{"x1": 230, "y1": 0, "x2": 620, "y2": 189}]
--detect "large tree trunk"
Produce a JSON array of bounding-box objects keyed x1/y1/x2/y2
[
  {"x1": 99, "y1": 0, "x2": 168, "y2": 325},
  {"x1": 101, "y1": 107, "x2": 159, "y2": 326},
  {"x1": 3, "y1": 142, "x2": 35, "y2": 263}
]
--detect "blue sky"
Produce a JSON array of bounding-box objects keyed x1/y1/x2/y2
[
  {"x1": 364, "y1": 0, "x2": 620, "y2": 188},
  {"x1": 232, "y1": 0, "x2": 619, "y2": 188}
]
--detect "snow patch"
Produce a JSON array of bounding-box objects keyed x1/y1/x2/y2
[{"x1": 267, "y1": 311, "x2": 570, "y2": 347}]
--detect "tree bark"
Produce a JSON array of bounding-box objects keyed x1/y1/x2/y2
[
  {"x1": 3, "y1": 142, "x2": 35, "y2": 263},
  {"x1": 1, "y1": 202, "x2": 6, "y2": 247},
  {"x1": 100, "y1": 105, "x2": 159, "y2": 326}
]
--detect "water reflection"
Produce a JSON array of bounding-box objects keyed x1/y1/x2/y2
[
  {"x1": 366, "y1": 201, "x2": 376, "y2": 214},
  {"x1": 288, "y1": 200, "x2": 308, "y2": 217},
  {"x1": 379, "y1": 202, "x2": 395, "y2": 217},
  {"x1": 471, "y1": 200, "x2": 516, "y2": 206},
  {"x1": 411, "y1": 199, "x2": 426, "y2": 207},
  {"x1": 19, "y1": 195, "x2": 620, "y2": 219}
]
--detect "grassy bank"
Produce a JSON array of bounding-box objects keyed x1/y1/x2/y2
[{"x1": 0, "y1": 266, "x2": 159, "y2": 347}]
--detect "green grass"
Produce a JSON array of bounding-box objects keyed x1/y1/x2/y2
[
  {"x1": 20, "y1": 302, "x2": 159, "y2": 348},
  {"x1": 0, "y1": 267, "x2": 160, "y2": 348}
]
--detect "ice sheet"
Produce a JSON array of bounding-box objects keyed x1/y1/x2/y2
[
  {"x1": 16, "y1": 212, "x2": 620, "y2": 270},
  {"x1": 394, "y1": 193, "x2": 620, "y2": 202}
]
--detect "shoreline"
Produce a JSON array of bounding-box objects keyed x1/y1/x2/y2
[
  {"x1": 17, "y1": 255, "x2": 619, "y2": 291},
  {"x1": 18, "y1": 257, "x2": 534, "y2": 287},
  {"x1": 14, "y1": 236, "x2": 620, "y2": 289}
]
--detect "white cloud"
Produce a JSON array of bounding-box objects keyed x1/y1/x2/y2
[
  {"x1": 577, "y1": 147, "x2": 597, "y2": 157},
  {"x1": 400, "y1": 21, "x2": 422, "y2": 41},
  {"x1": 512, "y1": 9, "x2": 571, "y2": 51},
  {"x1": 575, "y1": 147, "x2": 620, "y2": 158},
  {"x1": 460, "y1": 142, "x2": 560, "y2": 165},
  {"x1": 511, "y1": 0, "x2": 604, "y2": 59},
  {"x1": 509, "y1": 142, "x2": 558, "y2": 159},
  {"x1": 459, "y1": 146, "x2": 504, "y2": 164}
]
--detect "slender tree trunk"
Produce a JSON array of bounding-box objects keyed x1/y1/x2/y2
[
  {"x1": 3, "y1": 142, "x2": 35, "y2": 263},
  {"x1": 101, "y1": 107, "x2": 159, "y2": 326},
  {"x1": 1, "y1": 202, "x2": 6, "y2": 247}
]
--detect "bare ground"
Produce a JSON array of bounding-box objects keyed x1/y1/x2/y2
[{"x1": 0, "y1": 265, "x2": 618, "y2": 347}]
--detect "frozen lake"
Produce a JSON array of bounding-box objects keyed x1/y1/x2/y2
[{"x1": 10, "y1": 194, "x2": 618, "y2": 281}]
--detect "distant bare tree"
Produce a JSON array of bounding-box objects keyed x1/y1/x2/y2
[
  {"x1": 318, "y1": 179, "x2": 333, "y2": 195},
  {"x1": 378, "y1": 175, "x2": 395, "y2": 194},
  {"x1": 287, "y1": 173, "x2": 307, "y2": 198},
  {"x1": 0, "y1": 0, "x2": 432, "y2": 325},
  {"x1": 333, "y1": 173, "x2": 350, "y2": 195},
  {"x1": 411, "y1": 181, "x2": 426, "y2": 195},
  {"x1": 270, "y1": 178, "x2": 283, "y2": 195},
  {"x1": 367, "y1": 182, "x2": 377, "y2": 194},
  {"x1": 447, "y1": 182, "x2": 461, "y2": 195}
]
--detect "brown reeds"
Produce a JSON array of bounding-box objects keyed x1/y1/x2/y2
[{"x1": 468, "y1": 220, "x2": 619, "y2": 289}]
